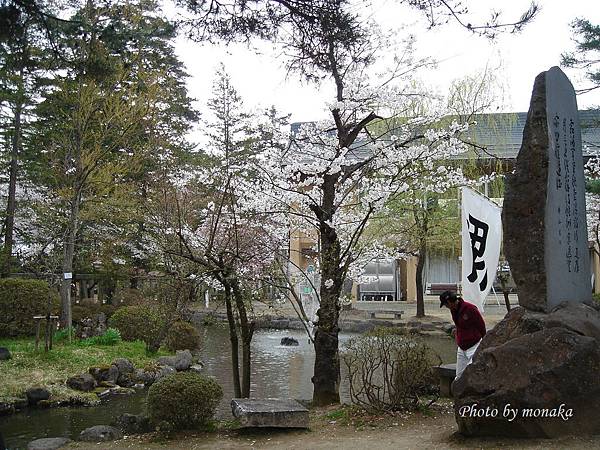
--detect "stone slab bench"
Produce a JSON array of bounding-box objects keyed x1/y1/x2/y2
[
  {"x1": 434, "y1": 363, "x2": 456, "y2": 397},
  {"x1": 231, "y1": 398, "x2": 309, "y2": 428},
  {"x1": 368, "y1": 310, "x2": 403, "y2": 320}
]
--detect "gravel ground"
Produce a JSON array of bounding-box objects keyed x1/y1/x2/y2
[{"x1": 70, "y1": 404, "x2": 600, "y2": 450}]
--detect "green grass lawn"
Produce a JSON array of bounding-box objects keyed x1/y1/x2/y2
[{"x1": 0, "y1": 336, "x2": 170, "y2": 404}]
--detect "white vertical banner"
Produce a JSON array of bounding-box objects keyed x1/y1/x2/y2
[{"x1": 461, "y1": 187, "x2": 502, "y2": 312}]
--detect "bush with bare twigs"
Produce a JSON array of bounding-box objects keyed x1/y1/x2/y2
[{"x1": 342, "y1": 327, "x2": 441, "y2": 412}]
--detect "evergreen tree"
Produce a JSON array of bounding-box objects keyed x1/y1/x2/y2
[
  {"x1": 29, "y1": 0, "x2": 197, "y2": 327},
  {"x1": 0, "y1": 0, "x2": 60, "y2": 276},
  {"x1": 562, "y1": 18, "x2": 600, "y2": 94}
]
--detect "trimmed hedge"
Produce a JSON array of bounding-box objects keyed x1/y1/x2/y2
[
  {"x1": 165, "y1": 321, "x2": 201, "y2": 352},
  {"x1": 0, "y1": 278, "x2": 60, "y2": 337},
  {"x1": 146, "y1": 371, "x2": 223, "y2": 430},
  {"x1": 72, "y1": 303, "x2": 117, "y2": 323},
  {"x1": 109, "y1": 305, "x2": 163, "y2": 346}
]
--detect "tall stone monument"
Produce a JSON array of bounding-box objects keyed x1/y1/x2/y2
[
  {"x1": 503, "y1": 66, "x2": 591, "y2": 312},
  {"x1": 453, "y1": 67, "x2": 600, "y2": 438}
]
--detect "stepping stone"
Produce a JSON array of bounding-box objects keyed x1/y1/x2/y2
[{"x1": 231, "y1": 398, "x2": 309, "y2": 428}]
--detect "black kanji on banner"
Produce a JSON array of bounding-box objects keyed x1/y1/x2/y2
[{"x1": 467, "y1": 214, "x2": 489, "y2": 291}]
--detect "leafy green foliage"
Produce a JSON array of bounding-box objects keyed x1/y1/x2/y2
[
  {"x1": 109, "y1": 305, "x2": 164, "y2": 351},
  {"x1": 587, "y1": 179, "x2": 600, "y2": 194},
  {"x1": 325, "y1": 408, "x2": 349, "y2": 422},
  {"x1": 52, "y1": 327, "x2": 73, "y2": 343},
  {"x1": 342, "y1": 327, "x2": 441, "y2": 412},
  {"x1": 164, "y1": 321, "x2": 201, "y2": 352},
  {"x1": 0, "y1": 278, "x2": 60, "y2": 337},
  {"x1": 146, "y1": 372, "x2": 223, "y2": 430},
  {"x1": 78, "y1": 328, "x2": 122, "y2": 346}
]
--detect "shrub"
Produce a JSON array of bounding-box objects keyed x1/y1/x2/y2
[
  {"x1": 79, "y1": 328, "x2": 122, "y2": 346},
  {"x1": 113, "y1": 288, "x2": 146, "y2": 306},
  {"x1": 593, "y1": 293, "x2": 600, "y2": 304},
  {"x1": 165, "y1": 321, "x2": 201, "y2": 352},
  {"x1": 0, "y1": 278, "x2": 60, "y2": 337},
  {"x1": 109, "y1": 305, "x2": 163, "y2": 350},
  {"x1": 342, "y1": 327, "x2": 441, "y2": 412},
  {"x1": 72, "y1": 303, "x2": 117, "y2": 323},
  {"x1": 146, "y1": 372, "x2": 223, "y2": 430}
]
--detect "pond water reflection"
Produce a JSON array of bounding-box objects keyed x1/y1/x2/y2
[{"x1": 0, "y1": 326, "x2": 455, "y2": 449}]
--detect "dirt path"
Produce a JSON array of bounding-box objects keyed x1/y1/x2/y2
[{"x1": 71, "y1": 407, "x2": 600, "y2": 450}]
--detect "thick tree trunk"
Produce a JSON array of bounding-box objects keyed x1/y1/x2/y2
[
  {"x1": 312, "y1": 323, "x2": 340, "y2": 405},
  {"x1": 312, "y1": 223, "x2": 341, "y2": 406},
  {"x1": 1, "y1": 97, "x2": 22, "y2": 278},
  {"x1": 223, "y1": 283, "x2": 241, "y2": 398},
  {"x1": 59, "y1": 194, "x2": 81, "y2": 329},
  {"x1": 415, "y1": 240, "x2": 426, "y2": 318},
  {"x1": 232, "y1": 280, "x2": 254, "y2": 398}
]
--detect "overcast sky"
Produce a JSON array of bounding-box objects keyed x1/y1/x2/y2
[{"x1": 172, "y1": 0, "x2": 600, "y2": 134}]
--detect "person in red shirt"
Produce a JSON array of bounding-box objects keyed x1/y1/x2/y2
[{"x1": 439, "y1": 290, "x2": 486, "y2": 380}]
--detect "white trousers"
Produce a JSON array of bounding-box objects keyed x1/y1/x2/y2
[{"x1": 455, "y1": 340, "x2": 481, "y2": 380}]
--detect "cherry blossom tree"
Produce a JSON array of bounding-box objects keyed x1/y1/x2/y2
[
  {"x1": 585, "y1": 154, "x2": 600, "y2": 253},
  {"x1": 147, "y1": 67, "x2": 286, "y2": 398},
  {"x1": 178, "y1": 0, "x2": 539, "y2": 407},
  {"x1": 246, "y1": 21, "x2": 478, "y2": 403}
]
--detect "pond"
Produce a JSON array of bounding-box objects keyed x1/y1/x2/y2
[{"x1": 0, "y1": 326, "x2": 456, "y2": 449}]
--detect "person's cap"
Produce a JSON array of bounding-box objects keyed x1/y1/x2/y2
[{"x1": 439, "y1": 290, "x2": 457, "y2": 308}]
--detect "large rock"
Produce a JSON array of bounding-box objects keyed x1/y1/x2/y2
[
  {"x1": 113, "y1": 413, "x2": 153, "y2": 434},
  {"x1": 231, "y1": 398, "x2": 309, "y2": 428},
  {"x1": 67, "y1": 373, "x2": 96, "y2": 392},
  {"x1": 480, "y1": 302, "x2": 600, "y2": 348},
  {"x1": 117, "y1": 372, "x2": 135, "y2": 388},
  {"x1": 280, "y1": 337, "x2": 299, "y2": 346},
  {"x1": 158, "y1": 350, "x2": 193, "y2": 371},
  {"x1": 0, "y1": 347, "x2": 11, "y2": 360},
  {"x1": 111, "y1": 358, "x2": 136, "y2": 387},
  {"x1": 27, "y1": 437, "x2": 71, "y2": 450},
  {"x1": 89, "y1": 365, "x2": 119, "y2": 384},
  {"x1": 454, "y1": 304, "x2": 600, "y2": 437},
  {"x1": 78, "y1": 425, "x2": 123, "y2": 442},
  {"x1": 26, "y1": 387, "x2": 51, "y2": 405},
  {"x1": 112, "y1": 358, "x2": 134, "y2": 374},
  {"x1": 134, "y1": 365, "x2": 175, "y2": 386}
]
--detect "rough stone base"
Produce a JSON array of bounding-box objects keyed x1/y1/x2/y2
[
  {"x1": 231, "y1": 398, "x2": 309, "y2": 428},
  {"x1": 454, "y1": 303, "x2": 600, "y2": 437}
]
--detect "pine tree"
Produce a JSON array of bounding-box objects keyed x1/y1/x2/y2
[
  {"x1": 0, "y1": 0, "x2": 59, "y2": 276},
  {"x1": 562, "y1": 18, "x2": 600, "y2": 94}
]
